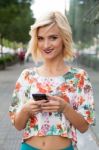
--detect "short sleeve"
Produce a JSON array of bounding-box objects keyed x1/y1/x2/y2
[
  {"x1": 77, "y1": 70, "x2": 96, "y2": 126},
  {"x1": 9, "y1": 69, "x2": 30, "y2": 124}
]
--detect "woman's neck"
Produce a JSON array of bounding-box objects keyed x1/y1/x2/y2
[
  {"x1": 37, "y1": 57, "x2": 69, "y2": 77},
  {"x1": 43, "y1": 59, "x2": 65, "y2": 72}
]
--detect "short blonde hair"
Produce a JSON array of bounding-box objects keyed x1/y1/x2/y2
[{"x1": 28, "y1": 11, "x2": 74, "y2": 62}]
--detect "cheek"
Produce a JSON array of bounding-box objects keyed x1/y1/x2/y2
[
  {"x1": 37, "y1": 42, "x2": 42, "y2": 48},
  {"x1": 55, "y1": 41, "x2": 63, "y2": 50}
]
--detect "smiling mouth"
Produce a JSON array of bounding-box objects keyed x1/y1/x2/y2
[{"x1": 44, "y1": 49, "x2": 53, "y2": 54}]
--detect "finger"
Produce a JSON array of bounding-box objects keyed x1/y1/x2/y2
[
  {"x1": 42, "y1": 109, "x2": 58, "y2": 112},
  {"x1": 33, "y1": 100, "x2": 47, "y2": 105},
  {"x1": 32, "y1": 108, "x2": 41, "y2": 112},
  {"x1": 41, "y1": 106, "x2": 59, "y2": 110},
  {"x1": 29, "y1": 103, "x2": 41, "y2": 113},
  {"x1": 41, "y1": 100, "x2": 59, "y2": 107},
  {"x1": 31, "y1": 107, "x2": 42, "y2": 114},
  {"x1": 47, "y1": 95, "x2": 62, "y2": 101}
]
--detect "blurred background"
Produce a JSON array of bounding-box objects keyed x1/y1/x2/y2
[
  {"x1": 0, "y1": 0, "x2": 99, "y2": 70},
  {"x1": 0, "y1": 0, "x2": 99, "y2": 150}
]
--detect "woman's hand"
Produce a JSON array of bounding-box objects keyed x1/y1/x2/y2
[
  {"x1": 13, "y1": 99, "x2": 47, "y2": 130},
  {"x1": 21, "y1": 100, "x2": 47, "y2": 116},
  {"x1": 40, "y1": 95, "x2": 67, "y2": 113}
]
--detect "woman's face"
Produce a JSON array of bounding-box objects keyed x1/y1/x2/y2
[{"x1": 37, "y1": 24, "x2": 64, "y2": 60}]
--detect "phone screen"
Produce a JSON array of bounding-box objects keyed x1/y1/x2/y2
[{"x1": 32, "y1": 93, "x2": 47, "y2": 101}]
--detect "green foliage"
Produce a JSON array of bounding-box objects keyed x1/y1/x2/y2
[
  {"x1": 69, "y1": 0, "x2": 99, "y2": 44},
  {"x1": 0, "y1": 53, "x2": 18, "y2": 70},
  {"x1": 75, "y1": 40, "x2": 94, "y2": 50},
  {"x1": 4, "y1": 54, "x2": 13, "y2": 63},
  {"x1": 0, "y1": 57, "x2": 5, "y2": 64},
  {"x1": 0, "y1": 0, "x2": 35, "y2": 43},
  {"x1": 0, "y1": 56, "x2": 6, "y2": 69},
  {"x1": 0, "y1": 0, "x2": 18, "y2": 7}
]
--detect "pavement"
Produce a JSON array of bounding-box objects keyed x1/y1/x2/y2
[{"x1": 0, "y1": 60, "x2": 99, "y2": 150}]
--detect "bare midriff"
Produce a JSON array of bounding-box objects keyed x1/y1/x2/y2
[{"x1": 25, "y1": 136, "x2": 71, "y2": 150}]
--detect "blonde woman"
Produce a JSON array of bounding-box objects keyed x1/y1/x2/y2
[{"x1": 9, "y1": 11, "x2": 95, "y2": 150}]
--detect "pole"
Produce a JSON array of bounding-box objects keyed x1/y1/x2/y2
[{"x1": 0, "y1": 33, "x2": 3, "y2": 57}]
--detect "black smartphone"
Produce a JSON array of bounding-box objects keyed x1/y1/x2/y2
[{"x1": 32, "y1": 93, "x2": 48, "y2": 101}]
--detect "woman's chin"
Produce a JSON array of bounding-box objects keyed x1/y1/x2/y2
[
  {"x1": 42, "y1": 53, "x2": 55, "y2": 60},
  {"x1": 45, "y1": 55, "x2": 56, "y2": 60}
]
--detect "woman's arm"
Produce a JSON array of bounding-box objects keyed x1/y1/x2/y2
[
  {"x1": 13, "y1": 100, "x2": 43, "y2": 130},
  {"x1": 13, "y1": 105, "x2": 30, "y2": 130},
  {"x1": 63, "y1": 103, "x2": 89, "y2": 133}
]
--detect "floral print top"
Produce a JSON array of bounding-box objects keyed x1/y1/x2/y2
[{"x1": 9, "y1": 67, "x2": 95, "y2": 148}]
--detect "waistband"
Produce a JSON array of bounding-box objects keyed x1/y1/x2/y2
[
  {"x1": 62, "y1": 143, "x2": 74, "y2": 150},
  {"x1": 20, "y1": 142, "x2": 74, "y2": 150},
  {"x1": 20, "y1": 143, "x2": 39, "y2": 150}
]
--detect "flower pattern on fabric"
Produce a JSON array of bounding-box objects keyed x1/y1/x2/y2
[{"x1": 9, "y1": 67, "x2": 95, "y2": 148}]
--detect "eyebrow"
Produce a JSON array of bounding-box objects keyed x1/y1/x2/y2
[{"x1": 37, "y1": 34, "x2": 59, "y2": 38}]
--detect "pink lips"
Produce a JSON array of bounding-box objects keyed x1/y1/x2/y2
[{"x1": 43, "y1": 49, "x2": 53, "y2": 54}]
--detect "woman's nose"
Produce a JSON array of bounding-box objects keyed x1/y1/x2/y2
[{"x1": 43, "y1": 39, "x2": 50, "y2": 48}]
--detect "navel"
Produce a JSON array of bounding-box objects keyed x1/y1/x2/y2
[{"x1": 42, "y1": 141, "x2": 46, "y2": 146}]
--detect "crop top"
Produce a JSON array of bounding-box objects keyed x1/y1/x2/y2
[{"x1": 9, "y1": 67, "x2": 95, "y2": 149}]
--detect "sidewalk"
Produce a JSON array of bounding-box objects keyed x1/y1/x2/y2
[
  {"x1": 0, "y1": 61, "x2": 99, "y2": 150},
  {"x1": 77, "y1": 129, "x2": 99, "y2": 150}
]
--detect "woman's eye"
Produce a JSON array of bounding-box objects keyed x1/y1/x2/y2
[
  {"x1": 50, "y1": 36, "x2": 58, "y2": 40},
  {"x1": 37, "y1": 37, "x2": 43, "y2": 41}
]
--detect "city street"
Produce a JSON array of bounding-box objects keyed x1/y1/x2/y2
[{"x1": 0, "y1": 60, "x2": 99, "y2": 150}]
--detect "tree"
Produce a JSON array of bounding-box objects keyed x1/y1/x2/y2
[
  {"x1": 69, "y1": 0, "x2": 99, "y2": 45},
  {"x1": 0, "y1": 0, "x2": 35, "y2": 44}
]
